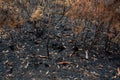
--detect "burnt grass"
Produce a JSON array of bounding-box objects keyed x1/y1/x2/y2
[{"x1": 0, "y1": 18, "x2": 120, "y2": 80}]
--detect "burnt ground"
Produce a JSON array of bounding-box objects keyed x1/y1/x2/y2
[{"x1": 0, "y1": 19, "x2": 120, "y2": 80}]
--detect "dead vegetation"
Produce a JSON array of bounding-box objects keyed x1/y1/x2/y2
[
  {"x1": 65, "y1": 0, "x2": 120, "y2": 44},
  {"x1": 0, "y1": 0, "x2": 120, "y2": 44},
  {"x1": 66, "y1": 0, "x2": 120, "y2": 30},
  {"x1": 0, "y1": 0, "x2": 26, "y2": 28},
  {"x1": 0, "y1": 0, "x2": 120, "y2": 79}
]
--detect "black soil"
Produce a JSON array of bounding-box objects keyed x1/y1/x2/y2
[{"x1": 0, "y1": 19, "x2": 120, "y2": 80}]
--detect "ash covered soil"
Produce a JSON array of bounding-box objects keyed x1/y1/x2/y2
[{"x1": 0, "y1": 20, "x2": 120, "y2": 80}]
